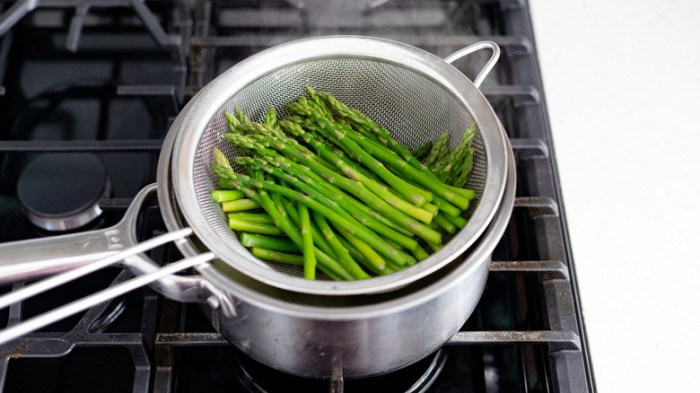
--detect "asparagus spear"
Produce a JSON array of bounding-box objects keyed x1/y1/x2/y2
[
  {"x1": 212, "y1": 161, "x2": 416, "y2": 267},
  {"x1": 412, "y1": 140, "x2": 433, "y2": 160},
  {"x1": 299, "y1": 204, "x2": 317, "y2": 280},
  {"x1": 251, "y1": 248, "x2": 303, "y2": 265},
  {"x1": 272, "y1": 121, "x2": 435, "y2": 225},
  {"x1": 251, "y1": 134, "x2": 442, "y2": 245},
  {"x1": 221, "y1": 199, "x2": 261, "y2": 212},
  {"x1": 296, "y1": 102, "x2": 474, "y2": 210},
  {"x1": 235, "y1": 156, "x2": 420, "y2": 251},
  {"x1": 278, "y1": 195, "x2": 337, "y2": 261},
  {"x1": 213, "y1": 151, "x2": 353, "y2": 280},
  {"x1": 240, "y1": 233, "x2": 299, "y2": 253},
  {"x1": 229, "y1": 212, "x2": 273, "y2": 224},
  {"x1": 287, "y1": 102, "x2": 434, "y2": 207},
  {"x1": 211, "y1": 189, "x2": 245, "y2": 203},
  {"x1": 312, "y1": 211, "x2": 371, "y2": 279},
  {"x1": 425, "y1": 132, "x2": 450, "y2": 168}
]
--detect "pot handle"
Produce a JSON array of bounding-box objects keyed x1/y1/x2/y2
[
  {"x1": 0, "y1": 183, "x2": 156, "y2": 284},
  {"x1": 443, "y1": 41, "x2": 501, "y2": 88},
  {"x1": 0, "y1": 247, "x2": 215, "y2": 345}
]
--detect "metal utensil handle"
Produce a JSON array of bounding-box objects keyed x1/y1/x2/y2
[
  {"x1": 0, "y1": 228, "x2": 193, "y2": 309},
  {"x1": 444, "y1": 41, "x2": 501, "y2": 88},
  {"x1": 0, "y1": 183, "x2": 155, "y2": 284},
  {"x1": 0, "y1": 251, "x2": 214, "y2": 345}
]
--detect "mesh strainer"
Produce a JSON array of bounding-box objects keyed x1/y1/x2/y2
[{"x1": 170, "y1": 36, "x2": 509, "y2": 295}]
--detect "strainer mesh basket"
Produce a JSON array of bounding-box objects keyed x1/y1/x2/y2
[{"x1": 192, "y1": 58, "x2": 487, "y2": 279}]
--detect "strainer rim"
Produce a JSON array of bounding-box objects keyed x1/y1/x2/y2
[{"x1": 171, "y1": 35, "x2": 508, "y2": 295}]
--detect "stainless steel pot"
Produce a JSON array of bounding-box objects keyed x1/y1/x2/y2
[{"x1": 0, "y1": 36, "x2": 515, "y2": 379}]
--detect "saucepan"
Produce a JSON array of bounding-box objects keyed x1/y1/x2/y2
[{"x1": 0, "y1": 36, "x2": 514, "y2": 378}]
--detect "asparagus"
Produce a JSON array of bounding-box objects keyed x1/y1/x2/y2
[
  {"x1": 262, "y1": 148, "x2": 442, "y2": 246},
  {"x1": 228, "y1": 217, "x2": 283, "y2": 235},
  {"x1": 299, "y1": 204, "x2": 317, "y2": 280},
  {"x1": 298, "y1": 105, "x2": 473, "y2": 210},
  {"x1": 446, "y1": 123, "x2": 476, "y2": 187},
  {"x1": 268, "y1": 154, "x2": 412, "y2": 237},
  {"x1": 443, "y1": 212, "x2": 467, "y2": 229},
  {"x1": 221, "y1": 198, "x2": 261, "y2": 212},
  {"x1": 235, "y1": 155, "x2": 420, "y2": 251},
  {"x1": 336, "y1": 237, "x2": 394, "y2": 276},
  {"x1": 251, "y1": 248, "x2": 303, "y2": 265},
  {"x1": 433, "y1": 213, "x2": 457, "y2": 235},
  {"x1": 211, "y1": 189, "x2": 245, "y2": 203},
  {"x1": 229, "y1": 212, "x2": 273, "y2": 224},
  {"x1": 212, "y1": 161, "x2": 416, "y2": 267},
  {"x1": 265, "y1": 107, "x2": 278, "y2": 129},
  {"x1": 425, "y1": 132, "x2": 450, "y2": 168},
  {"x1": 287, "y1": 102, "x2": 434, "y2": 207},
  {"x1": 274, "y1": 120, "x2": 435, "y2": 225},
  {"x1": 240, "y1": 233, "x2": 299, "y2": 253},
  {"x1": 278, "y1": 195, "x2": 337, "y2": 260},
  {"x1": 412, "y1": 140, "x2": 433, "y2": 160},
  {"x1": 337, "y1": 227, "x2": 386, "y2": 272},
  {"x1": 312, "y1": 212, "x2": 371, "y2": 279},
  {"x1": 213, "y1": 152, "x2": 354, "y2": 280}
]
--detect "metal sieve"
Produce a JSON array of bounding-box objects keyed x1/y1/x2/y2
[{"x1": 171, "y1": 36, "x2": 509, "y2": 295}]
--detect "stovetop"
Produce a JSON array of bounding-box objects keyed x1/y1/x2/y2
[{"x1": 0, "y1": 0, "x2": 594, "y2": 392}]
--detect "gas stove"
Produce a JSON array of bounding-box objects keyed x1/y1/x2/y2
[{"x1": 0, "y1": 1, "x2": 593, "y2": 392}]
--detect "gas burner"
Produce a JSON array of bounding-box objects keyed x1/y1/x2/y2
[
  {"x1": 16, "y1": 153, "x2": 110, "y2": 231},
  {"x1": 232, "y1": 349, "x2": 447, "y2": 393}
]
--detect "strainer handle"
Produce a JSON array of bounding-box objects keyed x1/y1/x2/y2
[{"x1": 444, "y1": 41, "x2": 501, "y2": 88}]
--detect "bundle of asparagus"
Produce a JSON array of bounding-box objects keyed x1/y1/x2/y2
[{"x1": 210, "y1": 87, "x2": 476, "y2": 281}]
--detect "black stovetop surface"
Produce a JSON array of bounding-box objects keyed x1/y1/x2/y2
[{"x1": 0, "y1": 1, "x2": 593, "y2": 392}]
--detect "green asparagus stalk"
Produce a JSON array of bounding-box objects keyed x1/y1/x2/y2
[
  {"x1": 228, "y1": 217, "x2": 282, "y2": 235},
  {"x1": 265, "y1": 107, "x2": 278, "y2": 129},
  {"x1": 273, "y1": 120, "x2": 435, "y2": 225},
  {"x1": 336, "y1": 228, "x2": 386, "y2": 272},
  {"x1": 412, "y1": 140, "x2": 433, "y2": 160},
  {"x1": 236, "y1": 166, "x2": 353, "y2": 280},
  {"x1": 211, "y1": 189, "x2": 245, "y2": 203},
  {"x1": 336, "y1": 237, "x2": 394, "y2": 276},
  {"x1": 307, "y1": 110, "x2": 474, "y2": 210},
  {"x1": 267, "y1": 154, "x2": 412, "y2": 237},
  {"x1": 443, "y1": 212, "x2": 467, "y2": 229},
  {"x1": 277, "y1": 195, "x2": 337, "y2": 260},
  {"x1": 433, "y1": 213, "x2": 457, "y2": 234},
  {"x1": 265, "y1": 154, "x2": 442, "y2": 246},
  {"x1": 235, "y1": 156, "x2": 420, "y2": 252},
  {"x1": 312, "y1": 211, "x2": 371, "y2": 279},
  {"x1": 287, "y1": 102, "x2": 434, "y2": 207},
  {"x1": 221, "y1": 199, "x2": 261, "y2": 212},
  {"x1": 425, "y1": 132, "x2": 450, "y2": 168},
  {"x1": 251, "y1": 248, "x2": 303, "y2": 265},
  {"x1": 212, "y1": 161, "x2": 415, "y2": 267},
  {"x1": 446, "y1": 123, "x2": 476, "y2": 187},
  {"x1": 412, "y1": 245, "x2": 430, "y2": 261},
  {"x1": 299, "y1": 204, "x2": 317, "y2": 280},
  {"x1": 229, "y1": 212, "x2": 273, "y2": 224},
  {"x1": 240, "y1": 233, "x2": 299, "y2": 253},
  {"x1": 319, "y1": 93, "x2": 475, "y2": 200}
]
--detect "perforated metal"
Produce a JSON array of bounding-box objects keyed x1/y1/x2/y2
[{"x1": 191, "y1": 58, "x2": 488, "y2": 280}]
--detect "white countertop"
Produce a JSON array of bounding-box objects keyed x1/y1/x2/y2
[{"x1": 529, "y1": 1, "x2": 700, "y2": 391}]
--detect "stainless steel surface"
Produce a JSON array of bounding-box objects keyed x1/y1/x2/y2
[
  {"x1": 172, "y1": 35, "x2": 509, "y2": 295},
  {"x1": 0, "y1": 252, "x2": 214, "y2": 345},
  {"x1": 192, "y1": 138, "x2": 514, "y2": 378},
  {"x1": 0, "y1": 228, "x2": 192, "y2": 310},
  {"x1": 24, "y1": 190, "x2": 107, "y2": 231},
  {"x1": 0, "y1": 183, "x2": 156, "y2": 284},
  {"x1": 443, "y1": 41, "x2": 501, "y2": 88},
  {"x1": 0, "y1": 185, "x2": 231, "y2": 313}
]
